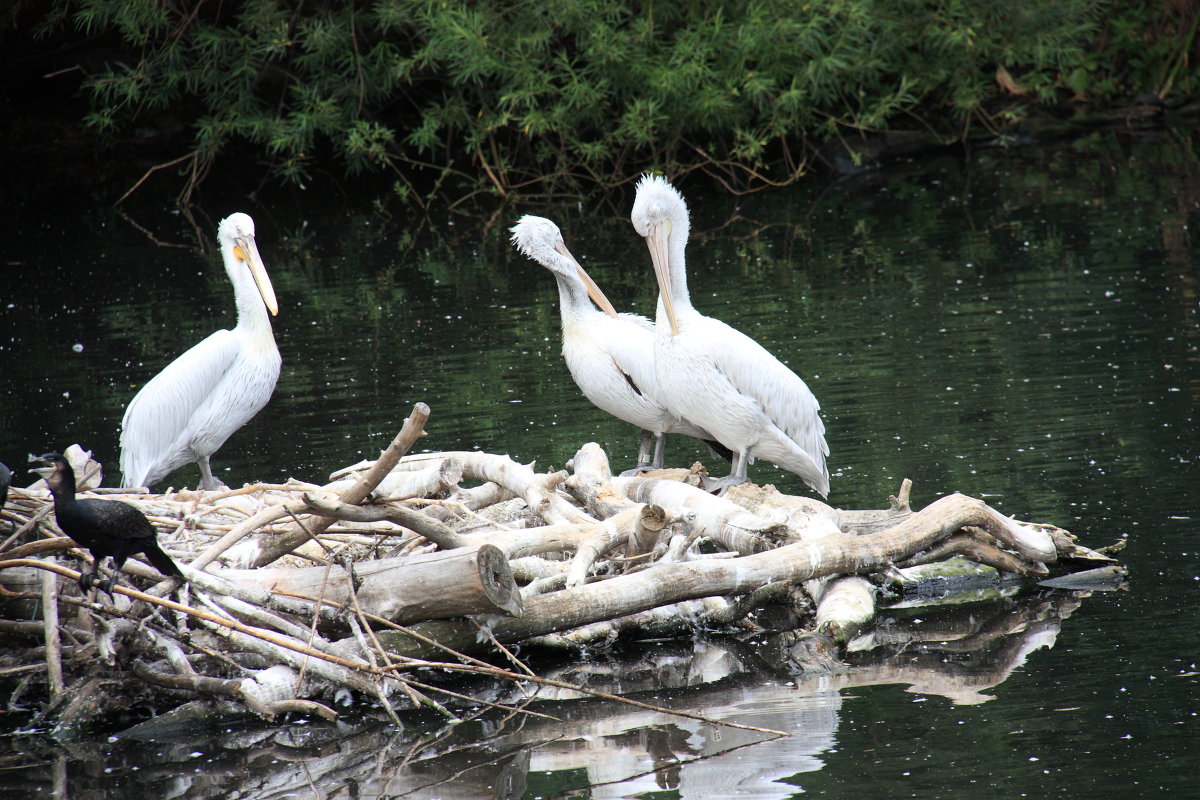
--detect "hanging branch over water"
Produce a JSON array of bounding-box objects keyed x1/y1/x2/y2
[{"x1": 0, "y1": 404, "x2": 1123, "y2": 732}]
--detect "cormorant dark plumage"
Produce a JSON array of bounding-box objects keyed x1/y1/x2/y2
[
  {"x1": 0, "y1": 461, "x2": 11, "y2": 513},
  {"x1": 30, "y1": 452, "x2": 183, "y2": 596}
]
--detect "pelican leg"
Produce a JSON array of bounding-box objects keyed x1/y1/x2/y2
[
  {"x1": 196, "y1": 455, "x2": 228, "y2": 492},
  {"x1": 650, "y1": 432, "x2": 666, "y2": 470},
  {"x1": 620, "y1": 430, "x2": 661, "y2": 477}
]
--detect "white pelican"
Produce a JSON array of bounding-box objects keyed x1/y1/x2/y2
[
  {"x1": 510, "y1": 215, "x2": 724, "y2": 472},
  {"x1": 630, "y1": 175, "x2": 830, "y2": 496},
  {"x1": 119, "y1": 212, "x2": 281, "y2": 490}
]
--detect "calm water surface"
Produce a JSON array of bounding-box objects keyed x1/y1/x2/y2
[{"x1": 1, "y1": 129, "x2": 1197, "y2": 798}]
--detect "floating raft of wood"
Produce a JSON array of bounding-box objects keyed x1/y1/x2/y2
[{"x1": 0, "y1": 403, "x2": 1124, "y2": 734}]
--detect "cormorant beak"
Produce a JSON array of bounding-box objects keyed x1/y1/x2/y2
[
  {"x1": 645, "y1": 219, "x2": 680, "y2": 336},
  {"x1": 233, "y1": 234, "x2": 279, "y2": 316},
  {"x1": 556, "y1": 241, "x2": 620, "y2": 318},
  {"x1": 27, "y1": 453, "x2": 53, "y2": 478}
]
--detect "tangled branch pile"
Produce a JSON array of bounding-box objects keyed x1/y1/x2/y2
[{"x1": 0, "y1": 404, "x2": 1119, "y2": 733}]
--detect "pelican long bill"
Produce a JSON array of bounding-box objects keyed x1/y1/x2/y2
[
  {"x1": 236, "y1": 234, "x2": 279, "y2": 316},
  {"x1": 556, "y1": 242, "x2": 620, "y2": 318},
  {"x1": 645, "y1": 219, "x2": 680, "y2": 336}
]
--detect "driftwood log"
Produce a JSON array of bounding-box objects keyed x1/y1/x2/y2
[{"x1": 0, "y1": 404, "x2": 1123, "y2": 732}]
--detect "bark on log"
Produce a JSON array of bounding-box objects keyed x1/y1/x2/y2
[
  {"x1": 215, "y1": 543, "x2": 521, "y2": 623},
  {"x1": 371, "y1": 492, "x2": 1057, "y2": 658},
  {"x1": 613, "y1": 475, "x2": 787, "y2": 554},
  {"x1": 812, "y1": 577, "x2": 876, "y2": 643}
]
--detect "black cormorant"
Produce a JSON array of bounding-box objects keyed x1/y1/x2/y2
[
  {"x1": 0, "y1": 461, "x2": 11, "y2": 512},
  {"x1": 29, "y1": 452, "x2": 183, "y2": 595}
]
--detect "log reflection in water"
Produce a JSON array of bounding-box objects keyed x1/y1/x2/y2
[{"x1": 0, "y1": 590, "x2": 1086, "y2": 799}]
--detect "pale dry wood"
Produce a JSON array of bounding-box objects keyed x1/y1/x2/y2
[
  {"x1": 460, "y1": 521, "x2": 618, "y2": 560},
  {"x1": 812, "y1": 576, "x2": 876, "y2": 643},
  {"x1": 40, "y1": 566, "x2": 64, "y2": 697},
  {"x1": 903, "y1": 530, "x2": 1047, "y2": 575},
  {"x1": 302, "y1": 494, "x2": 470, "y2": 549},
  {"x1": 215, "y1": 543, "x2": 521, "y2": 623},
  {"x1": 613, "y1": 474, "x2": 787, "y2": 554},
  {"x1": 721, "y1": 481, "x2": 843, "y2": 539},
  {"x1": 526, "y1": 597, "x2": 729, "y2": 648},
  {"x1": 402, "y1": 451, "x2": 596, "y2": 525},
  {"x1": 563, "y1": 505, "x2": 657, "y2": 588},
  {"x1": 565, "y1": 443, "x2": 674, "y2": 566},
  {"x1": 721, "y1": 480, "x2": 875, "y2": 640},
  {"x1": 564, "y1": 443, "x2": 634, "y2": 518},
  {"x1": 248, "y1": 404, "x2": 431, "y2": 567},
  {"x1": 376, "y1": 493, "x2": 1057, "y2": 658},
  {"x1": 422, "y1": 481, "x2": 515, "y2": 525},
  {"x1": 329, "y1": 457, "x2": 465, "y2": 502},
  {"x1": 2, "y1": 417, "x2": 1107, "y2": 730},
  {"x1": 190, "y1": 501, "x2": 307, "y2": 570}
]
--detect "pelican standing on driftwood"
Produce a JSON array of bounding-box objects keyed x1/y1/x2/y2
[
  {"x1": 630, "y1": 175, "x2": 830, "y2": 496},
  {"x1": 510, "y1": 215, "x2": 722, "y2": 472},
  {"x1": 120, "y1": 212, "x2": 281, "y2": 491}
]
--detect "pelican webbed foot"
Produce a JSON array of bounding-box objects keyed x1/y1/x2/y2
[{"x1": 701, "y1": 473, "x2": 750, "y2": 496}]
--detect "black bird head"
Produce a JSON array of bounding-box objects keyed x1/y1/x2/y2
[{"x1": 29, "y1": 452, "x2": 71, "y2": 492}]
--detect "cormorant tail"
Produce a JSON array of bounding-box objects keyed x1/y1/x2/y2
[{"x1": 144, "y1": 544, "x2": 184, "y2": 578}]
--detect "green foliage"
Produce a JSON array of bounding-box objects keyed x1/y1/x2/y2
[{"x1": 17, "y1": 0, "x2": 1194, "y2": 203}]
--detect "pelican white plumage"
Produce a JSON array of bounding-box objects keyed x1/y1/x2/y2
[
  {"x1": 631, "y1": 175, "x2": 830, "y2": 496},
  {"x1": 119, "y1": 212, "x2": 281, "y2": 490},
  {"x1": 510, "y1": 214, "x2": 721, "y2": 472}
]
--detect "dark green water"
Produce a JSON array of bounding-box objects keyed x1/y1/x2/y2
[{"x1": 1, "y1": 128, "x2": 1197, "y2": 798}]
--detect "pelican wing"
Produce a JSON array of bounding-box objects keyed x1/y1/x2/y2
[
  {"x1": 593, "y1": 312, "x2": 717, "y2": 440},
  {"x1": 701, "y1": 317, "x2": 829, "y2": 463},
  {"x1": 599, "y1": 312, "x2": 658, "y2": 399},
  {"x1": 119, "y1": 329, "x2": 241, "y2": 486},
  {"x1": 562, "y1": 310, "x2": 659, "y2": 420}
]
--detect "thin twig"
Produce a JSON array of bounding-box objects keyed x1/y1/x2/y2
[
  {"x1": 295, "y1": 562, "x2": 334, "y2": 696},
  {"x1": 115, "y1": 151, "x2": 197, "y2": 206},
  {"x1": 0, "y1": 559, "x2": 387, "y2": 676}
]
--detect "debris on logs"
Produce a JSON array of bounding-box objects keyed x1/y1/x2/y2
[{"x1": 0, "y1": 404, "x2": 1124, "y2": 733}]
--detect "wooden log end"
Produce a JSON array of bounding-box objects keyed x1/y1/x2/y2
[
  {"x1": 639, "y1": 504, "x2": 668, "y2": 532},
  {"x1": 356, "y1": 544, "x2": 523, "y2": 624},
  {"x1": 477, "y1": 543, "x2": 523, "y2": 617}
]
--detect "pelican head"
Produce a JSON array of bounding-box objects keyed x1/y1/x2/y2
[
  {"x1": 510, "y1": 215, "x2": 619, "y2": 316},
  {"x1": 218, "y1": 212, "x2": 278, "y2": 317},
  {"x1": 631, "y1": 174, "x2": 688, "y2": 336}
]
